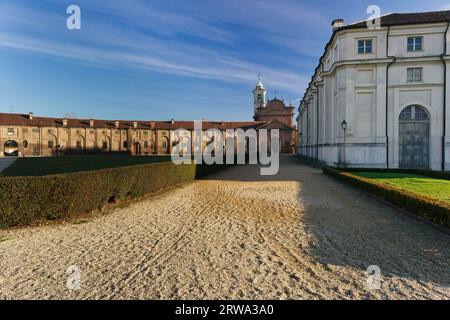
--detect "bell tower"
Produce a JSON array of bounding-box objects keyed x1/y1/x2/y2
[{"x1": 253, "y1": 74, "x2": 266, "y2": 114}]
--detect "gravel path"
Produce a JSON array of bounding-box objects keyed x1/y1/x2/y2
[{"x1": 0, "y1": 156, "x2": 449, "y2": 299}]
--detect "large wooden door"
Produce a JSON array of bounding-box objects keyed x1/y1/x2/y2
[{"x1": 399, "y1": 106, "x2": 429, "y2": 169}]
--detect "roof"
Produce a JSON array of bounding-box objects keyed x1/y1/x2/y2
[
  {"x1": 340, "y1": 10, "x2": 450, "y2": 30},
  {"x1": 300, "y1": 10, "x2": 450, "y2": 108},
  {"x1": 0, "y1": 113, "x2": 267, "y2": 131}
]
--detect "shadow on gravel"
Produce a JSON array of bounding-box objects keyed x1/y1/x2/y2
[
  {"x1": 204, "y1": 155, "x2": 450, "y2": 289},
  {"x1": 299, "y1": 169, "x2": 450, "y2": 290}
]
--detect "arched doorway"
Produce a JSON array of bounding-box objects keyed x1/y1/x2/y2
[
  {"x1": 4, "y1": 140, "x2": 19, "y2": 157},
  {"x1": 399, "y1": 105, "x2": 430, "y2": 169}
]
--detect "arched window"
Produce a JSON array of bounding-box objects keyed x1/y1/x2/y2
[
  {"x1": 23, "y1": 140, "x2": 28, "y2": 148},
  {"x1": 123, "y1": 141, "x2": 128, "y2": 148},
  {"x1": 144, "y1": 141, "x2": 148, "y2": 149},
  {"x1": 4, "y1": 140, "x2": 18, "y2": 148},
  {"x1": 400, "y1": 105, "x2": 429, "y2": 121}
]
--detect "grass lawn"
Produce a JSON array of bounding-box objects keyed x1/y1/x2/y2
[
  {"x1": 0, "y1": 155, "x2": 172, "y2": 177},
  {"x1": 353, "y1": 172, "x2": 450, "y2": 203}
]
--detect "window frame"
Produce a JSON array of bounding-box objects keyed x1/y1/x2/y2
[
  {"x1": 357, "y1": 39, "x2": 373, "y2": 54},
  {"x1": 407, "y1": 36, "x2": 423, "y2": 52},
  {"x1": 407, "y1": 67, "x2": 423, "y2": 82}
]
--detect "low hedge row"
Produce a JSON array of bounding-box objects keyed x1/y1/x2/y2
[
  {"x1": 323, "y1": 166, "x2": 450, "y2": 229},
  {"x1": 341, "y1": 168, "x2": 450, "y2": 180},
  {"x1": 0, "y1": 161, "x2": 232, "y2": 228}
]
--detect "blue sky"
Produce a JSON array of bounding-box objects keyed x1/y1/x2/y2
[{"x1": 1, "y1": 0, "x2": 450, "y2": 121}]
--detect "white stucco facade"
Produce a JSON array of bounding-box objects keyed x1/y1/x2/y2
[{"x1": 298, "y1": 14, "x2": 450, "y2": 171}]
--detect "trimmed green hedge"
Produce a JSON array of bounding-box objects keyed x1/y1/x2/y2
[
  {"x1": 0, "y1": 161, "x2": 232, "y2": 228},
  {"x1": 323, "y1": 166, "x2": 450, "y2": 229},
  {"x1": 341, "y1": 168, "x2": 450, "y2": 180}
]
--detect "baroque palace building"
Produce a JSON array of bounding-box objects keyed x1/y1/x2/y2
[
  {"x1": 0, "y1": 80, "x2": 296, "y2": 157},
  {"x1": 298, "y1": 10, "x2": 450, "y2": 171}
]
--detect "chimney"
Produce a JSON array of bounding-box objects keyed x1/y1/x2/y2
[
  {"x1": 331, "y1": 18, "x2": 345, "y2": 30},
  {"x1": 115, "y1": 121, "x2": 120, "y2": 128},
  {"x1": 171, "y1": 119, "x2": 175, "y2": 124},
  {"x1": 89, "y1": 119, "x2": 94, "y2": 127},
  {"x1": 29, "y1": 112, "x2": 33, "y2": 120},
  {"x1": 133, "y1": 121, "x2": 138, "y2": 128},
  {"x1": 63, "y1": 118, "x2": 68, "y2": 127}
]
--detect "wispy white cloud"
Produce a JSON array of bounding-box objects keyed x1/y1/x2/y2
[
  {"x1": 0, "y1": 30, "x2": 309, "y2": 94},
  {"x1": 0, "y1": 0, "x2": 321, "y2": 96}
]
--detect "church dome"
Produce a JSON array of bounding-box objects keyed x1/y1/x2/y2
[{"x1": 266, "y1": 98, "x2": 285, "y2": 110}]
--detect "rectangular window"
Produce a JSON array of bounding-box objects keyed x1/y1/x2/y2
[
  {"x1": 102, "y1": 141, "x2": 108, "y2": 149},
  {"x1": 48, "y1": 140, "x2": 54, "y2": 148},
  {"x1": 407, "y1": 67, "x2": 423, "y2": 82},
  {"x1": 76, "y1": 141, "x2": 82, "y2": 149},
  {"x1": 32, "y1": 128, "x2": 39, "y2": 133},
  {"x1": 358, "y1": 39, "x2": 373, "y2": 54},
  {"x1": 162, "y1": 141, "x2": 168, "y2": 149},
  {"x1": 7, "y1": 128, "x2": 14, "y2": 136},
  {"x1": 22, "y1": 128, "x2": 29, "y2": 134},
  {"x1": 407, "y1": 36, "x2": 423, "y2": 51},
  {"x1": 48, "y1": 128, "x2": 54, "y2": 134}
]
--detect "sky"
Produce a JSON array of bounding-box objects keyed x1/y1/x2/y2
[{"x1": 1, "y1": 0, "x2": 450, "y2": 121}]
